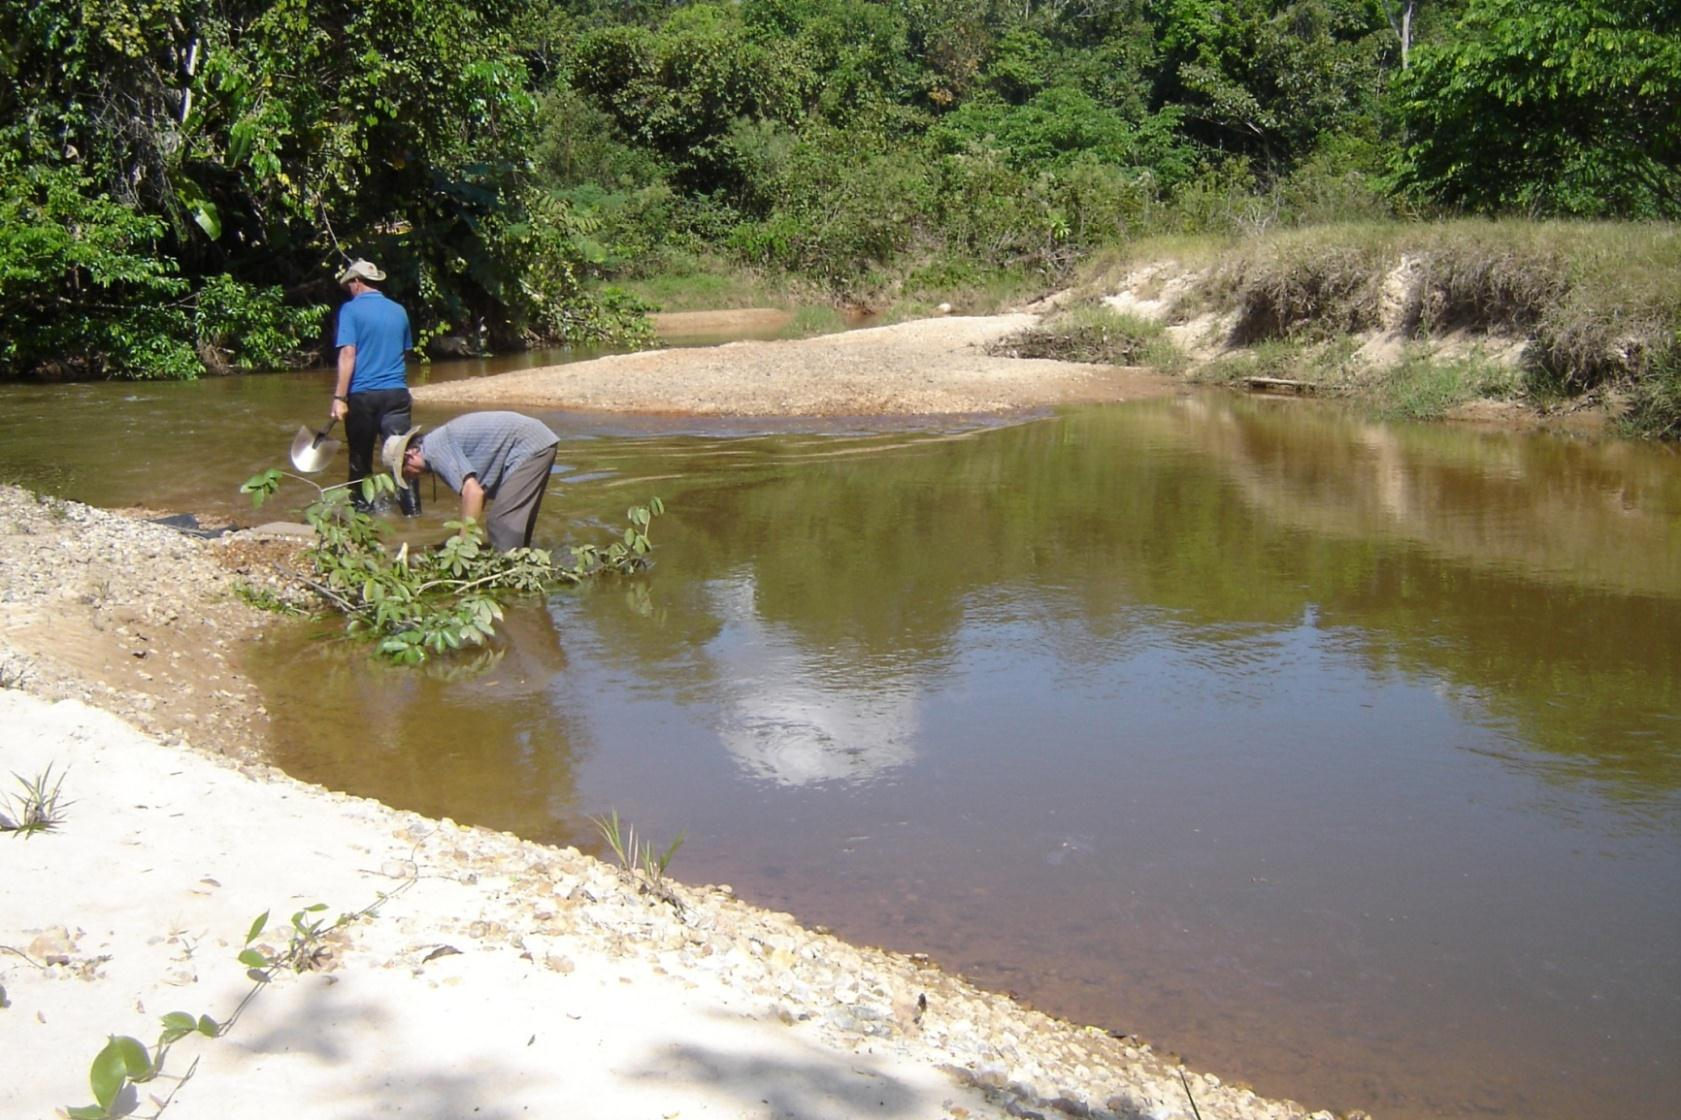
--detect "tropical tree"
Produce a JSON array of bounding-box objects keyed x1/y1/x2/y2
[
  {"x1": 1390, "y1": 0, "x2": 1681, "y2": 218},
  {"x1": 0, "y1": 155, "x2": 198, "y2": 379},
  {"x1": 570, "y1": 5, "x2": 812, "y2": 195},
  {"x1": 1152, "y1": 0, "x2": 1388, "y2": 176},
  {"x1": 0, "y1": 0, "x2": 646, "y2": 379}
]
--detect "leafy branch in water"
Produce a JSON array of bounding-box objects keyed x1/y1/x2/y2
[{"x1": 239, "y1": 468, "x2": 663, "y2": 663}]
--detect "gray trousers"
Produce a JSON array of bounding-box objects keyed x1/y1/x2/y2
[{"x1": 485, "y1": 445, "x2": 558, "y2": 551}]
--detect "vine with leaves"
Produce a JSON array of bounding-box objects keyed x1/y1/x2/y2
[{"x1": 240, "y1": 469, "x2": 662, "y2": 664}]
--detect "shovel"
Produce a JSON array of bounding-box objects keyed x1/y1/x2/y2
[{"x1": 289, "y1": 416, "x2": 340, "y2": 473}]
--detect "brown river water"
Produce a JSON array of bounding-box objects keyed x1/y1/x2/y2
[{"x1": 2, "y1": 353, "x2": 1678, "y2": 1120}]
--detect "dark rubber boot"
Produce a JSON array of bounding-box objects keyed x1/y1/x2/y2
[{"x1": 398, "y1": 485, "x2": 422, "y2": 518}]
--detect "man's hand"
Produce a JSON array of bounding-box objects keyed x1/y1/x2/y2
[{"x1": 330, "y1": 397, "x2": 349, "y2": 422}]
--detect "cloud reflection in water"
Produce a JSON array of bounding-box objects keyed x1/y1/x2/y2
[{"x1": 703, "y1": 574, "x2": 918, "y2": 787}]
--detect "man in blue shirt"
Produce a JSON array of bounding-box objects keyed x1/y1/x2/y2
[
  {"x1": 332, "y1": 258, "x2": 419, "y2": 515},
  {"x1": 382, "y1": 412, "x2": 560, "y2": 551}
]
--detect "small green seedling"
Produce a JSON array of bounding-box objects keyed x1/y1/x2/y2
[
  {"x1": 1, "y1": 763, "x2": 70, "y2": 836},
  {"x1": 592, "y1": 809, "x2": 686, "y2": 912}
]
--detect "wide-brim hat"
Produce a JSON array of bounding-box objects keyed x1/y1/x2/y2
[
  {"x1": 381, "y1": 425, "x2": 422, "y2": 491},
  {"x1": 336, "y1": 258, "x2": 386, "y2": 284}
]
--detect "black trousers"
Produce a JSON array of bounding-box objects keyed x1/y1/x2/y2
[{"x1": 346, "y1": 388, "x2": 419, "y2": 514}]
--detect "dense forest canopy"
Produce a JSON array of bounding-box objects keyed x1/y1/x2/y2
[{"x1": 1, "y1": 0, "x2": 1677, "y2": 380}]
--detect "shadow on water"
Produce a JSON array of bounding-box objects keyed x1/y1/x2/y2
[{"x1": 4, "y1": 364, "x2": 1680, "y2": 1120}]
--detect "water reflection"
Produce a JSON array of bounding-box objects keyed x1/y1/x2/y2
[
  {"x1": 705, "y1": 572, "x2": 918, "y2": 786},
  {"x1": 1178, "y1": 395, "x2": 1681, "y2": 597},
  {"x1": 1142, "y1": 399, "x2": 1681, "y2": 804},
  {"x1": 245, "y1": 599, "x2": 595, "y2": 843}
]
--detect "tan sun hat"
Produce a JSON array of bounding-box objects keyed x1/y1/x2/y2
[
  {"x1": 336, "y1": 258, "x2": 387, "y2": 285},
  {"x1": 381, "y1": 425, "x2": 422, "y2": 490}
]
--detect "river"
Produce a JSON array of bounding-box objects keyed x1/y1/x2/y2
[{"x1": 2, "y1": 357, "x2": 1677, "y2": 1120}]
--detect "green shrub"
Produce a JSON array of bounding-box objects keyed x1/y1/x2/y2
[
  {"x1": 0, "y1": 156, "x2": 198, "y2": 380},
  {"x1": 479, "y1": 187, "x2": 656, "y2": 349},
  {"x1": 899, "y1": 256, "x2": 1039, "y2": 312},
  {"x1": 727, "y1": 130, "x2": 935, "y2": 290},
  {"x1": 929, "y1": 88, "x2": 1195, "y2": 187},
  {"x1": 1391, "y1": 0, "x2": 1681, "y2": 220},
  {"x1": 193, "y1": 275, "x2": 325, "y2": 373},
  {"x1": 1275, "y1": 135, "x2": 1403, "y2": 227},
  {"x1": 532, "y1": 86, "x2": 669, "y2": 193},
  {"x1": 1160, "y1": 160, "x2": 1265, "y2": 236},
  {"x1": 932, "y1": 152, "x2": 1087, "y2": 278},
  {"x1": 1618, "y1": 338, "x2": 1681, "y2": 440},
  {"x1": 240, "y1": 470, "x2": 664, "y2": 662},
  {"x1": 990, "y1": 304, "x2": 1184, "y2": 370},
  {"x1": 902, "y1": 255, "x2": 989, "y2": 298},
  {"x1": 1378, "y1": 349, "x2": 1519, "y2": 420}
]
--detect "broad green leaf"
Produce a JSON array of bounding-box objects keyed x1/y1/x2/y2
[
  {"x1": 192, "y1": 201, "x2": 222, "y2": 241},
  {"x1": 246, "y1": 910, "x2": 270, "y2": 944},
  {"x1": 114, "y1": 1035, "x2": 150, "y2": 1079},
  {"x1": 90, "y1": 1037, "x2": 137, "y2": 1109},
  {"x1": 159, "y1": 1011, "x2": 196, "y2": 1044}
]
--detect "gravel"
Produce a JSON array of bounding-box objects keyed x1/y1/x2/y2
[{"x1": 414, "y1": 315, "x2": 1181, "y2": 416}]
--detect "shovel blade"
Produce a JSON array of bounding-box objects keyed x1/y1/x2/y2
[{"x1": 289, "y1": 425, "x2": 340, "y2": 473}]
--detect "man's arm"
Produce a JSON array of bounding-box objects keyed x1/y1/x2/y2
[
  {"x1": 460, "y1": 475, "x2": 485, "y2": 525},
  {"x1": 332, "y1": 345, "x2": 355, "y2": 421}
]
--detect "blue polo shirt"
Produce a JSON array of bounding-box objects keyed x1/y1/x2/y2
[{"x1": 335, "y1": 290, "x2": 412, "y2": 392}]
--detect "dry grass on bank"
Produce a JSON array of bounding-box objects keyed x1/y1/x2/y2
[{"x1": 1059, "y1": 221, "x2": 1681, "y2": 433}]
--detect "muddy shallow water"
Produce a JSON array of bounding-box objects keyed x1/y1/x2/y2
[{"x1": 3, "y1": 367, "x2": 1679, "y2": 1120}]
